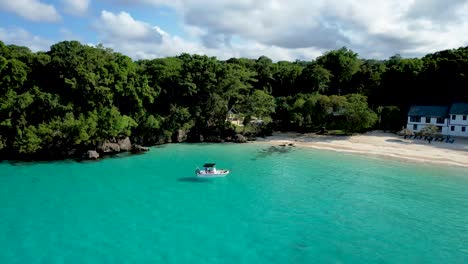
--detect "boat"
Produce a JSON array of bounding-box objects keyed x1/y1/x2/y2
[{"x1": 195, "y1": 163, "x2": 230, "y2": 178}]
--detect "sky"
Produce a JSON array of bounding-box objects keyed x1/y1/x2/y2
[{"x1": 1, "y1": 0, "x2": 468, "y2": 61}]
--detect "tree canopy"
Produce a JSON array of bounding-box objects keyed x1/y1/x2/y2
[{"x1": 1, "y1": 39, "x2": 468, "y2": 159}]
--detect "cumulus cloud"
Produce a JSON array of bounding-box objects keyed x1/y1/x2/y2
[
  {"x1": 0, "y1": 27, "x2": 53, "y2": 51},
  {"x1": 128, "y1": 0, "x2": 468, "y2": 58},
  {"x1": 93, "y1": 10, "x2": 322, "y2": 61},
  {"x1": 0, "y1": 0, "x2": 60, "y2": 22},
  {"x1": 96, "y1": 11, "x2": 163, "y2": 43},
  {"x1": 61, "y1": 0, "x2": 90, "y2": 15}
]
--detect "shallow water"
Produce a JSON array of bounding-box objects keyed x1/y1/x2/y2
[{"x1": 0, "y1": 143, "x2": 467, "y2": 263}]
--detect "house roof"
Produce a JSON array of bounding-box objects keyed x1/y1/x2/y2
[
  {"x1": 449, "y1": 103, "x2": 468, "y2": 115},
  {"x1": 408, "y1": 105, "x2": 449, "y2": 117}
]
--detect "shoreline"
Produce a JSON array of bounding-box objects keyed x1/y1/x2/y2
[{"x1": 255, "y1": 131, "x2": 468, "y2": 168}]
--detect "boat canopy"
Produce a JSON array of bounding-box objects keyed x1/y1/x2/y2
[{"x1": 203, "y1": 163, "x2": 216, "y2": 167}]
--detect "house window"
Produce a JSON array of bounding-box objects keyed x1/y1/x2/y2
[
  {"x1": 425, "y1": 117, "x2": 431, "y2": 123},
  {"x1": 451, "y1": 126, "x2": 455, "y2": 131},
  {"x1": 436, "y1": 117, "x2": 445, "y2": 124},
  {"x1": 410, "y1": 116, "x2": 421, "y2": 123},
  {"x1": 452, "y1": 115, "x2": 456, "y2": 120},
  {"x1": 463, "y1": 115, "x2": 467, "y2": 121},
  {"x1": 413, "y1": 124, "x2": 418, "y2": 130},
  {"x1": 437, "y1": 126, "x2": 442, "y2": 132},
  {"x1": 462, "y1": 127, "x2": 466, "y2": 132}
]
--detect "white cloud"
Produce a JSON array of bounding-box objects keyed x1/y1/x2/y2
[
  {"x1": 94, "y1": 10, "x2": 322, "y2": 61},
  {"x1": 61, "y1": 0, "x2": 90, "y2": 15},
  {"x1": 0, "y1": 27, "x2": 53, "y2": 51},
  {"x1": 0, "y1": 0, "x2": 60, "y2": 22},
  {"x1": 129, "y1": 0, "x2": 468, "y2": 58},
  {"x1": 96, "y1": 11, "x2": 163, "y2": 42}
]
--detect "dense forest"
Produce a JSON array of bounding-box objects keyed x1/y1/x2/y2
[{"x1": 1, "y1": 40, "x2": 468, "y2": 160}]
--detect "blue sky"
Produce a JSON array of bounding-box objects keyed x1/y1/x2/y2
[{"x1": 1, "y1": 0, "x2": 468, "y2": 61}]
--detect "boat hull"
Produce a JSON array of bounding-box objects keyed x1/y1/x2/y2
[{"x1": 195, "y1": 171, "x2": 230, "y2": 178}]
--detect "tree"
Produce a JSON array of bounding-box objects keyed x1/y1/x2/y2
[
  {"x1": 13, "y1": 126, "x2": 42, "y2": 154},
  {"x1": 290, "y1": 93, "x2": 332, "y2": 131},
  {"x1": 271, "y1": 61, "x2": 303, "y2": 96},
  {"x1": 254, "y1": 56, "x2": 274, "y2": 93},
  {"x1": 316, "y1": 47, "x2": 361, "y2": 95},
  {"x1": 420, "y1": 124, "x2": 440, "y2": 137},
  {"x1": 380, "y1": 106, "x2": 402, "y2": 131},
  {"x1": 1, "y1": 39, "x2": 468, "y2": 159},
  {"x1": 239, "y1": 90, "x2": 276, "y2": 126},
  {"x1": 341, "y1": 94, "x2": 378, "y2": 132},
  {"x1": 298, "y1": 63, "x2": 332, "y2": 94}
]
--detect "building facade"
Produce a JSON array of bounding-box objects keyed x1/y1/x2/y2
[
  {"x1": 406, "y1": 103, "x2": 468, "y2": 137},
  {"x1": 447, "y1": 103, "x2": 468, "y2": 137}
]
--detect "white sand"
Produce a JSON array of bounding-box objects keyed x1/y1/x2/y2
[{"x1": 256, "y1": 131, "x2": 468, "y2": 168}]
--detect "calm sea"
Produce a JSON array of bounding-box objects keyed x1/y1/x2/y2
[{"x1": 0, "y1": 143, "x2": 467, "y2": 263}]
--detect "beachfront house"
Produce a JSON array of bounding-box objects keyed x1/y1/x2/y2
[
  {"x1": 406, "y1": 103, "x2": 468, "y2": 137},
  {"x1": 407, "y1": 105, "x2": 449, "y2": 134},
  {"x1": 226, "y1": 108, "x2": 265, "y2": 126},
  {"x1": 448, "y1": 103, "x2": 468, "y2": 137},
  {"x1": 226, "y1": 108, "x2": 243, "y2": 126}
]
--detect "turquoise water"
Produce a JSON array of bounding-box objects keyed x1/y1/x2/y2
[{"x1": 0, "y1": 143, "x2": 467, "y2": 264}]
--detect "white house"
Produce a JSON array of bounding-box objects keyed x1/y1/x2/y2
[
  {"x1": 447, "y1": 103, "x2": 468, "y2": 137},
  {"x1": 226, "y1": 108, "x2": 243, "y2": 126},
  {"x1": 406, "y1": 103, "x2": 468, "y2": 137},
  {"x1": 406, "y1": 105, "x2": 449, "y2": 134}
]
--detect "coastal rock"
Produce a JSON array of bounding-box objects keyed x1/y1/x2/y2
[
  {"x1": 83, "y1": 150, "x2": 99, "y2": 160},
  {"x1": 234, "y1": 134, "x2": 247, "y2": 143},
  {"x1": 156, "y1": 135, "x2": 171, "y2": 145},
  {"x1": 131, "y1": 144, "x2": 149, "y2": 153},
  {"x1": 117, "y1": 137, "x2": 132, "y2": 151},
  {"x1": 97, "y1": 141, "x2": 121, "y2": 153},
  {"x1": 67, "y1": 149, "x2": 77, "y2": 156},
  {"x1": 173, "y1": 129, "x2": 187, "y2": 143},
  {"x1": 205, "y1": 135, "x2": 223, "y2": 143},
  {"x1": 199, "y1": 135, "x2": 204, "y2": 142}
]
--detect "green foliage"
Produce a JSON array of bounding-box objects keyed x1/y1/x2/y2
[
  {"x1": 239, "y1": 90, "x2": 276, "y2": 126},
  {"x1": 341, "y1": 94, "x2": 378, "y2": 132},
  {"x1": 290, "y1": 93, "x2": 332, "y2": 130},
  {"x1": 98, "y1": 107, "x2": 137, "y2": 138},
  {"x1": 419, "y1": 124, "x2": 440, "y2": 137},
  {"x1": 379, "y1": 106, "x2": 401, "y2": 131},
  {"x1": 13, "y1": 126, "x2": 42, "y2": 154},
  {"x1": 0, "y1": 39, "x2": 467, "y2": 158},
  {"x1": 316, "y1": 47, "x2": 361, "y2": 94},
  {"x1": 299, "y1": 63, "x2": 332, "y2": 94}
]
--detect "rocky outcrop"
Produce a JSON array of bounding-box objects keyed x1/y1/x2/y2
[
  {"x1": 234, "y1": 134, "x2": 247, "y2": 143},
  {"x1": 117, "y1": 137, "x2": 132, "y2": 151},
  {"x1": 68, "y1": 149, "x2": 77, "y2": 157},
  {"x1": 131, "y1": 144, "x2": 149, "y2": 153},
  {"x1": 173, "y1": 129, "x2": 187, "y2": 143},
  {"x1": 97, "y1": 141, "x2": 121, "y2": 153},
  {"x1": 83, "y1": 150, "x2": 99, "y2": 160},
  {"x1": 204, "y1": 135, "x2": 223, "y2": 143}
]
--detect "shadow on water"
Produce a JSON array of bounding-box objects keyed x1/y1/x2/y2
[
  {"x1": 177, "y1": 177, "x2": 213, "y2": 183},
  {"x1": 5, "y1": 150, "x2": 152, "y2": 166},
  {"x1": 6, "y1": 159, "x2": 76, "y2": 166},
  {"x1": 252, "y1": 145, "x2": 295, "y2": 160}
]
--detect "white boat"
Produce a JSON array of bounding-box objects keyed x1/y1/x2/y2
[{"x1": 195, "y1": 163, "x2": 230, "y2": 178}]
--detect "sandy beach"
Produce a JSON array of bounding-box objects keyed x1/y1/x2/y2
[{"x1": 256, "y1": 131, "x2": 468, "y2": 168}]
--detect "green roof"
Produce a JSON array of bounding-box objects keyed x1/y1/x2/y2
[
  {"x1": 408, "y1": 105, "x2": 448, "y2": 117},
  {"x1": 449, "y1": 103, "x2": 468, "y2": 115}
]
